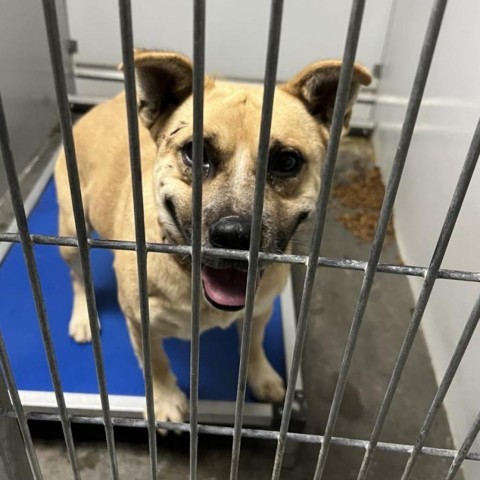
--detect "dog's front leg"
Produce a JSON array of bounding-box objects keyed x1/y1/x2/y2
[
  {"x1": 126, "y1": 319, "x2": 188, "y2": 433},
  {"x1": 238, "y1": 308, "x2": 286, "y2": 403},
  {"x1": 60, "y1": 244, "x2": 100, "y2": 343}
]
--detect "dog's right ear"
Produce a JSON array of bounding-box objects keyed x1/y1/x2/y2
[{"x1": 131, "y1": 50, "x2": 194, "y2": 129}]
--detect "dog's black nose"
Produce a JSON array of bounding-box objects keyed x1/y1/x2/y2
[{"x1": 209, "y1": 216, "x2": 251, "y2": 250}]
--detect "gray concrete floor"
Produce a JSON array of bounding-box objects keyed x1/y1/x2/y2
[{"x1": 2, "y1": 135, "x2": 462, "y2": 479}]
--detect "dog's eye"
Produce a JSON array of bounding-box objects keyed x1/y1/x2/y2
[
  {"x1": 182, "y1": 141, "x2": 211, "y2": 176},
  {"x1": 268, "y1": 150, "x2": 303, "y2": 178}
]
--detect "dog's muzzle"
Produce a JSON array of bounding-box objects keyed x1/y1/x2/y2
[{"x1": 202, "y1": 215, "x2": 260, "y2": 311}]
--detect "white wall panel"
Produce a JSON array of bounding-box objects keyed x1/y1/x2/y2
[
  {"x1": 374, "y1": 1, "x2": 480, "y2": 477},
  {"x1": 66, "y1": 0, "x2": 391, "y2": 82},
  {"x1": 0, "y1": 0, "x2": 72, "y2": 197}
]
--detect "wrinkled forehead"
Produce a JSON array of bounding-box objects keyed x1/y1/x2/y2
[
  {"x1": 169, "y1": 83, "x2": 323, "y2": 155},
  {"x1": 203, "y1": 83, "x2": 263, "y2": 142}
]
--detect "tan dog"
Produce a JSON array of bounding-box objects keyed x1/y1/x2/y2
[{"x1": 55, "y1": 50, "x2": 371, "y2": 425}]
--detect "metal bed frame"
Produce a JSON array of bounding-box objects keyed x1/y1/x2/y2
[{"x1": 1, "y1": 0, "x2": 480, "y2": 479}]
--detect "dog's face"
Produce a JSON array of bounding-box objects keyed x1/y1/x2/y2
[{"x1": 134, "y1": 51, "x2": 371, "y2": 311}]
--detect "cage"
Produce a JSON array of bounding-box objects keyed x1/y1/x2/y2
[{"x1": 0, "y1": 0, "x2": 479, "y2": 479}]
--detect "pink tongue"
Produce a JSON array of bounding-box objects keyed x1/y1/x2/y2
[{"x1": 201, "y1": 265, "x2": 248, "y2": 308}]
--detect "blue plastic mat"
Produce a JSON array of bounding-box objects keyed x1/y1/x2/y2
[{"x1": 0, "y1": 180, "x2": 286, "y2": 402}]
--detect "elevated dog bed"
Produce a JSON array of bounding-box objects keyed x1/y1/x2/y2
[{"x1": 0, "y1": 176, "x2": 302, "y2": 427}]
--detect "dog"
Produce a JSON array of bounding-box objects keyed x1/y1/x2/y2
[{"x1": 55, "y1": 50, "x2": 371, "y2": 426}]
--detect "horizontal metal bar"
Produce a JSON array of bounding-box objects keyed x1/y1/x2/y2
[
  {"x1": 18, "y1": 391, "x2": 274, "y2": 428},
  {"x1": 66, "y1": 92, "x2": 373, "y2": 135},
  {"x1": 10, "y1": 411, "x2": 480, "y2": 462},
  {"x1": 67, "y1": 93, "x2": 110, "y2": 108},
  {"x1": 75, "y1": 66, "x2": 124, "y2": 83},
  {"x1": 73, "y1": 65, "x2": 376, "y2": 103},
  {"x1": 2, "y1": 232, "x2": 480, "y2": 283}
]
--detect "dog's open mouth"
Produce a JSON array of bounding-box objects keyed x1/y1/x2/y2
[{"x1": 201, "y1": 264, "x2": 260, "y2": 311}]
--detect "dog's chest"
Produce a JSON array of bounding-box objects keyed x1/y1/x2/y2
[{"x1": 148, "y1": 296, "x2": 239, "y2": 339}]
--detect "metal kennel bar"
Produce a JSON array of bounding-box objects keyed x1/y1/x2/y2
[
  {"x1": 0, "y1": 333, "x2": 38, "y2": 480},
  {"x1": 190, "y1": 1, "x2": 206, "y2": 478},
  {"x1": 356, "y1": 111, "x2": 479, "y2": 479},
  {"x1": 1, "y1": 0, "x2": 480, "y2": 479},
  {"x1": 0, "y1": 91, "x2": 77, "y2": 478},
  {"x1": 4, "y1": 408, "x2": 480, "y2": 461},
  {"x1": 315, "y1": 0, "x2": 449, "y2": 478},
  {"x1": 117, "y1": 1, "x2": 157, "y2": 478},
  {"x1": 445, "y1": 410, "x2": 480, "y2": 480},
  {"x1": 1, "y1": 231, "x2": 479, "y2": 283},
  {"x1": 230, "y1": 1, "x2": 285, "y2": 478},
  {"x1": 401, "y1": 291, "x2": 480, "y2": 479},
  {"x1": 371, "y1": 114, "x2": 480, "y2": 478},
  {"x1": 272, "y1": 0, "x2": 367, "y2": 476},
  {"x1": 41, "y1": 0, "x2": 120, "y2": 478}
]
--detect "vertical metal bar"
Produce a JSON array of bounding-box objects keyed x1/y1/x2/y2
[
  {"x1": 271, "y1": 0, "x2": 366, "y2": 477},
  {"x1": 117, "y1": 1, "x2": 157, "y2": 478},
  {"x1": 41, "y1": 1, "x2": 119, "y2": 478},
  {"x1": 356, "y1": 98, "x2": 475, "y2": 480},
  {"x1": 0, "y1": 438, "x2": 14, "y2": 480},
  {"x1": 0, "y1": 331, "x2": 41, "y2": 479},
  {"x1": 445, "y1": 410, "x2": 480, "y2": 480},
  {"x1": 401, "y1": 292, "x2": 480, "y2": 479},
  {"x1": 190, "y1": 1, "x2": 206, "y2": 479},
  {"x1": 229, "y1": 1, "x2": 284, "y2": 478},
  {"x1": 0, "y1": 374, "x2": 33, "y2": 480},
  {"x1": 0, "y1": 91, "x2": 78, "y2": 479},
  {"x1": 311, "y1": 1, "x2": 449, "y2": 478}
]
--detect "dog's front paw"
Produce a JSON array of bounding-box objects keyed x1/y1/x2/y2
[
  {"x1": 151, "y1": 383, "x2": 188, "y2": 435},
  {"x1": 248, "y1": 358, "x2": 286, "y2": 403},
  {"x1": 69, "y1": 317, "x2": 93, "y2": 343}
]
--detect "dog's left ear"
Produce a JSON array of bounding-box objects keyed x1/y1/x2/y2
[
  {"x1": 283, "y1": 60, "x2": 372, "y2": 131},
  {"x1": 130, "y1": 50, "x2": 195, "y2": 129}
]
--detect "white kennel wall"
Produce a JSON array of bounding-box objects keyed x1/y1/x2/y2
[
  {"x1": 66, "y1": 0, "x2": 392, "y2": 80},
  {"x1": 2, "y1": 0, "x2": 480, "y2": 479},
  {"x1": 373, "y1": 0, "x2": 480, "y2": 479},
  {"x1": 0, "y1": 0, "x2": 72, "y2": 198},
  {"x1": 65, "y1": 0, "x2": 392, "y2": 125}
]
